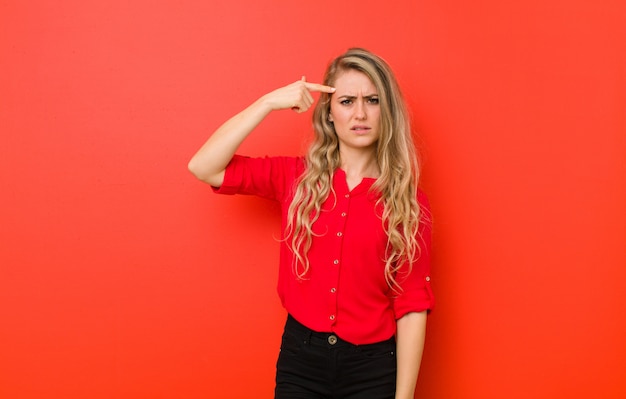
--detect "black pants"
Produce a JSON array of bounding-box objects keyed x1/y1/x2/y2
[{"x1": 275, "y1": 315, "x2": 396, "y2": 399}]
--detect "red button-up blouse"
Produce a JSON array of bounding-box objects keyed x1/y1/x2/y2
[{"x1": 213, "y1": 155, "x2": 434, "y2": 344}]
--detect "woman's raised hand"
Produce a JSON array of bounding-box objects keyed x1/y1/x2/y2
[{"x1": 261, "y1": 77, "x2": 335, "y2": 113}]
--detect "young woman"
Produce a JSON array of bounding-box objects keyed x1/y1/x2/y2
[{"x1": 188, "y1": 48, "x2": 434, "y2": 399}]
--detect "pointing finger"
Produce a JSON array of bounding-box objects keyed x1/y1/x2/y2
[{"x1": 304, "y1": 82, "x2": 336, "y2": 93}]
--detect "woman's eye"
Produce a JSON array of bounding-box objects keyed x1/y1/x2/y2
[
  {"x1": 340, "y1": 99, "x2": 352, "y2": 105},
  {"x1": 368, "y1": 97, "x2": 379, "y2": 104}
]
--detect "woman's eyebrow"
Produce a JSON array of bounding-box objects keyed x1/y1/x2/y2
[{"x1": 336, "y1": 94, "x2": 379, "y2": 99}]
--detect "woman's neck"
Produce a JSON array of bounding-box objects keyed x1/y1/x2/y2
[{"x1": 339, "y1": 147, "x2": 380, "y2": 187}]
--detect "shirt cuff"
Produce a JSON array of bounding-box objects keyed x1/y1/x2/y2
[
  {"x1": 210, "y1": 155, "x2": 246, "y2": 195},
  {"x1": 393, "y1": 277, "x2": 435, "y2": 319}
]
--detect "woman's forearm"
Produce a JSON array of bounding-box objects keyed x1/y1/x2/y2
[{"x1": 395, "y1": 311, "x2": 428, "y2": 399}]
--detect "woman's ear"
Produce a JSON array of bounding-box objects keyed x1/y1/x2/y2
[{"x1": 328, "y1": 113, "x2": 333, "y2": 122}]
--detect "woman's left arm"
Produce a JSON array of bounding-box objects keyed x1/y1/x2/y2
[{"x1": 395, "y1": 311, "x2": 428, "y2": 399}]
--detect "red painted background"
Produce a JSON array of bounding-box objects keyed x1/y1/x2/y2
[{"x1": 1, "y1": 1, "x2": 625, "y2": 398}]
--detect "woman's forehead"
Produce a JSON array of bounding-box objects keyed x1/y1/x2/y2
[{"x1": 333, "y1": 70, "x2": 378, "y2": 94}]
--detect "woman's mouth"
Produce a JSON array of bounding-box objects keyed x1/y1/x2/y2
[{"x1": 351, "y1": 125, "x2": 370, "y2": 133}]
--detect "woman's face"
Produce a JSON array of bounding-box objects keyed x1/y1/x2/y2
[{"x1": 329, "y1": 69, "x2": 381, "y2": 153}]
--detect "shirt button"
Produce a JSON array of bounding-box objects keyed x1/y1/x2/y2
[
  {"x1": 333, "y1": 259, "x2": 339, "y2": 265},
  {"x1": 344, "y1": 194, "x2": 350, "y2": 198},
  {"x1": 330, "y1": 287, "x2": 336, "y2": 293},
  {"x1": 425, "y1": 276, "x2": 431, "y2": 282},
  {"x1": 329, "y1": 315, "x2": 335, "y2": 320},
  {"x1": 341, "y1": 212, "x2": 347, "y2": 217},
  {"x1": 337, "y1": 232, "x2": 343, "y2": 237}
]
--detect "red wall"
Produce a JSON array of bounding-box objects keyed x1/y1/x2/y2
[{"x1": 1, "y1": 1, "x2": 625, "y2": 398}]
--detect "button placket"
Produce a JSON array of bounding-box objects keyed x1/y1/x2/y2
[{"x1": 328, "y1": 189, "x2": 350, "y2": 328}]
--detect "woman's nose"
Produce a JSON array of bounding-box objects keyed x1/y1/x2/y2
[{"x1": 354, "y1": 100, "x2": 367, "y2": 119}]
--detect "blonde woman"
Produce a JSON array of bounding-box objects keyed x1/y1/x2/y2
[{"x1": 189, "y1": 48, "x2": 434, "y2": 399}]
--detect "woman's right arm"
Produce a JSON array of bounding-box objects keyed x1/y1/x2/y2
[{"x1": 188, "y1": 78, "x2": 335, "y2": 187}]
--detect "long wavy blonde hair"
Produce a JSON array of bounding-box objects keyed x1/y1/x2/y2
[{"x1": 286, "y1": 48, "x2": 424, "y2": 291}]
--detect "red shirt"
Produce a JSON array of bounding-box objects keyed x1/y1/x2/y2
[{"x1": 213, "y1": 155, "x2": 434, "y2": 344}]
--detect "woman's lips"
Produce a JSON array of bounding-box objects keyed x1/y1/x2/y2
[{"x1": 351, "y1": 125, "x2": 371, "y2": 133}]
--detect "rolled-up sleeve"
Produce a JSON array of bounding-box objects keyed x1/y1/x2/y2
[
  {"x1": 392, "y1": 190, "x2": 435, "y2": 318},
  {"x1": 211, "y1": 155, "x2": 302, "y2": 202}
]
